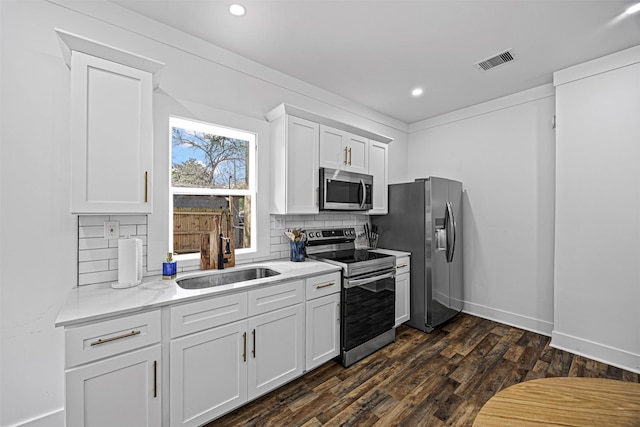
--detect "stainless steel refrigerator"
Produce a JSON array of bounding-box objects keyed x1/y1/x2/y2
[{"x1": 372, "y1": 177, "x2": 463, "y2": 332}]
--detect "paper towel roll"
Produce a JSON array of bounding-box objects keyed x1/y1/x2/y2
[{"x1": 113, "y1": 237, "x2": 143, "y2": 289}]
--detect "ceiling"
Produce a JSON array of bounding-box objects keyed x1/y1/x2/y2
[{"x1": 111, "y1": 1, "x2": 640, "y2": 124}]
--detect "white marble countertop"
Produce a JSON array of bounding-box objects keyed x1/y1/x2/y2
[
  {"x1": 56, "y1": 259, "x2": 341, "y2": 328},
  {"x1": 371, "y1": 248, "x2": 412, "y2": 257}
]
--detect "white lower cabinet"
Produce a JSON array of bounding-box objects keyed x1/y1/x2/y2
[
  {"x1": 169, "y1": 280, "x2": 305, "y2": 426},
  {"x1": 305, "y1": 271, "x2": 341, "y2": 370},
  {"x1": 248, "y1": 304, "x2": 304, "y2": 399},
  {"x1": 63, "y1": 311, "x2": 162, "y2": 427},
  {"x1": 63, "y1": 272, "x2": 341, "y2": 427},
  {"x1": 306, "y1": 293, "x2": 340, "y2": 370},
  {"x1": 395, "y1": 256, "x2": 411, "y2": 327},
  {"x1": 66, "y1": 345, "x2": 161, "y2": 427},
  {"x1": 170, "y1": 320, "x2": 248, "y2": 427}
]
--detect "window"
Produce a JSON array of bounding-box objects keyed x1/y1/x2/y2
[{"x1": 170, "y1": 117, "x2": 256, "y2": 257}]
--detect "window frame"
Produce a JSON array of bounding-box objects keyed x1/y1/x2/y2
[{"x1": 169, "y1": 116, "x2": 257, "y2": 264}]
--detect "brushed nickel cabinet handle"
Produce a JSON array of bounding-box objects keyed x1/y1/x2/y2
[
  {"x1": 242, "y1": 332, "x2": 247, "y2": 362},
  {"x1": 252, "y1": 329, "x2": 256, "y2": 358},
  {"x1": 316, "y1": 282, "x2": 335, "y2": 289},
  {"x1": 396, "y1": 264, "x2": 408, "y2": 269},
  {"x1": 343, "y1": 147, "x2": 348, "y2": 164},
  {"x1": 144, "y1": 171, "x2": 149, "y2": 203},
  {"x1": 348, "y1": 147, "x2": 352, "y2": 165},
  {"x1": 153, "y1": 360, "x2": 157, "y2": 398},
  {"x1": 90, "y1": 330, "x2": 141, "y2": 346}
]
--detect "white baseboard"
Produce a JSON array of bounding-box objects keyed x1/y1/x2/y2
[
  {"x1": 551, "y1": 330, "x2": 640, "y2": 375},
  {"x1": 9, "y1": 408, "x2": 64, "y2": 427},
  {"x1": 462, "y1": 301, "x2": 553, "y2": 336}
]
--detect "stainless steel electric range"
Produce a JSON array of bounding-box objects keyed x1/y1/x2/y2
[{"x1": 306, "y1": 227, "x2": 396, "y2": 367}]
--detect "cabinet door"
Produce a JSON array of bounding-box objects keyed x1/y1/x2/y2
[
  {"x1": 70, "y1": 51, "x2": 153, "y2": 214},
  {"x1": 247, "y1": 304, "x2": 304, "y2": 400},
  {"x1": 306, "y1": 293, "x2": 340, "y2": 370},
  {"x1": 319, "y1": 125, "x2": 369, "y2": 174},
  {"x1": 368, "y1": 140, "x2": 388, "y2": 214},
  {"x1": 66, "y1": 345, "x2": 160, "y2": 427},
  {"x1": 395, "y1": 272, "x2": 411, "y2": 327},
  {"x1": 345, "y1": 132, "x2": 369, "y2": 174},
  {"x1": 319, "y1": 125, "x2": 347, "y2": 170},
  {"x1": 286, "y1": 116, "x2": 320, "y2": 213},
  {"x1": 170, "y1": 321, "x2": 247, "y2": 427}
]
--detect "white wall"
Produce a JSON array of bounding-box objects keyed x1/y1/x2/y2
[
  {"x1": 0, "y1": 1, "x2": 407, "y2": 426},
  {"x1": 407, "y1": 85, "x2": 556, "y2": 335},
  {"x1": 553, "y1": 47, "x2": 640, "y2": 373}
]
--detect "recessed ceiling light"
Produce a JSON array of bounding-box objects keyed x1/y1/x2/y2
[
  {"x1": 229, "y1": 4, "x2": 246, "y2": 16},
  {"x1": 625, "y1": 2, "x2": 640, "y2": 14},
  {"x1": 411, "y1": 88, "x2": 423, "y2": 97}
]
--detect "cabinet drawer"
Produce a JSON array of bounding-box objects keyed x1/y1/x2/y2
[
  {"x1": 65, "y1": 310, "x2": 160, "y2": 368},
  {"x1": 247, "y1": 280, "x2": 304, "y2": 317},
  {"x1": 170, "y1": 293, "x2": 248, "y2": 339},
  {"x1": 306, "y1": 272, "x2": 341, "y2": 300},
  {"x1": 396, "y1": 256, "x2": 410, "y2": 276}
]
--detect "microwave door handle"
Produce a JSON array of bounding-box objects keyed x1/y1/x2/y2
[{"x1": 359, "y1": 178, "x2": 366, "y2": 209}]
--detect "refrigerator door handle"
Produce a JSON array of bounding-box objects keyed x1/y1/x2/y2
[{"x1": 446, "y1": 201, "x2": 456, "y2": 263}]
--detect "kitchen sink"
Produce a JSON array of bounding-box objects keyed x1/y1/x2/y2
[{"x1": 176, "y1": 267, "x2": 281, "y2": 290}]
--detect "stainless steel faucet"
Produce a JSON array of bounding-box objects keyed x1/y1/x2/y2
[{"x1": 217, "y1": 233, "x2": 231, "y2": 270}]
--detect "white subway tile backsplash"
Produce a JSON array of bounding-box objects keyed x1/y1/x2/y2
[
  {"x1": 119, "y1": 224, "x2": 137, "y2": 238},
  {"x1": 76, "y1": 213, "x2": 369, "y2": 286},
  {"x1": 78, "y1": 248, "x2": 118, "y2": 262},
  {"x1": 78, "y1": 260, "x2": 109, "y2": 274},
  {"x1": 78, "y1": 270, "x2": 118, "y2": 286},
  {"x1": 78, "y1": 237, "x2": 109, "y2": 251},
  {"x1": 78, "y1": 215, "x2": 110, "y2": 226},
  {"x1": 110, "y1": 215, "x2": 147, "y2": 225},
  {"x1": 79, "y1": 226, "x2": 106, "y2": 239},
  {"x1": 77, "y1": 215, "x2": 148, "y2": 286}
]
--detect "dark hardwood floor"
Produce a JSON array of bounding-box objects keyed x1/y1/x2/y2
[{"x1": 205, "y1": 313, "x2": 640, "y2": 426}]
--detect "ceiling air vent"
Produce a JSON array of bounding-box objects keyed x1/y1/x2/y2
[{"x1": 474, "y1": 49, "x2": 517, "y2": 72}]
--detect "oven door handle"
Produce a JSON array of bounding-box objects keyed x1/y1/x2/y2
[{"x1": 345, "y1": 271, "x2": 395, "y2": 288}]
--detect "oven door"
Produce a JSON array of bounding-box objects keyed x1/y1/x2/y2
[{"x1": 342, "y1": 268, "x2": 395, "y2": 351}]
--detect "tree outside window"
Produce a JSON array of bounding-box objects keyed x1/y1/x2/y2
[{"x1": 170, "y1": 117, "x2": 255, "y2": 256}]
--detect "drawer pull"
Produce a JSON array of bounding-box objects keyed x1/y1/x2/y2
[
  {"x1": 396, "y1": 264, "x2": 408, "y2": 269},
  {"x1": 242, "y1": 332, "x2": 247, "y2": 362},
  {"x1": 90, "y1": 330, "x2": 141, "y2": 346},
  {"x1": 316, "y1": 282, "x2": 335, "y2": 289},
  {"x1": 144, "y1": 171, "x2": 149, "y2": 203},
  {"x1": 252, "y1": 329, "x2": 256, "y2": 358},
  {"x1": 153, "y1": 360, "x2": 157, "y2": 398}
]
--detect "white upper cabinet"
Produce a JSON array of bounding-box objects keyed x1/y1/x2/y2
[
  {"x1": 56, "y1": 29, "x2": 164, "y2": 214},
  {"x1": 266, "y1": 104, "x2": 392, "y2": 215},
  {"x1": 368, "y1": 140, "x2": 388, "y2": 215},
  {"x1": 270, "y1": 114, "x2": 320, "y2": 214},
  {"x1": 70, "y1": 52, "x2": 153, "y2": 213},
  {"x1": 319, "y1": 125, "x2": 369, "y2": 174}
]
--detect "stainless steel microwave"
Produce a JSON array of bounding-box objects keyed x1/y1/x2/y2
[{"x1": 319, "y1": 168, "x2": 373, "y2": 211}]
